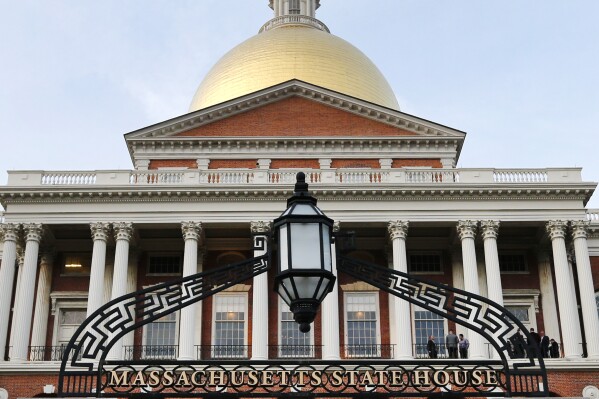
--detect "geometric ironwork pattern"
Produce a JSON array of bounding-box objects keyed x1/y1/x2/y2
[
  {"x1": 58, "y1": 254, "x2": 269, "y2": 397},
  {"x1": 337, "y1": 255, "x2": 548, "y2": 397}
]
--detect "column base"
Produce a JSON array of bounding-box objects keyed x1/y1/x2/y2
[
  {"x1": 322, "y1": 355, "x2": 341, "y2": 361},
  {"x1": 251, "y1": 356, "x2": 268, "y2": 361},
  {"x1": 564, "y1": 354, "x2": 583, "y2": 361},
  {"x1": 582, "y1": 355, "x2": 599, "y2": 361},
  {"x1": 394, "y1": 355, "x2": 414, "y2": 360},
  {"x1": 177, "y1": 356, "x2": 194, "y2": 361}
]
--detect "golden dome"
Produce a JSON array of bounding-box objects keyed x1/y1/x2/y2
[{"x1": 189, "y1": 24, "x2": 399, "y2": 111}]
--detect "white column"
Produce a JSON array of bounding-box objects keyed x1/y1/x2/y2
[
  {"x1": 0, "y1": 224, "x2": 20, "y2": 361},
  {"x1": 457, "y1": 220, "x2": 485, "y2": 359},
  {"x1": 322, "y1": 221, "x2": 341, "y2": 360},
  {"x1": 251, "y1": 221, "x2": 271, "y2": 360},
  {"x1": 87, "y1": 223, "x2": 111, "y2": 317},
  {"x1": 537, "y1": 251, "x2": 560, "y2": 343},
  {"x1": 481, "y1": 220, "x2": 502, "y2": 359},
  {"x1": 9, "y1": 252, "x2": 24, "y2": 357},
  {"x1": 567, "y1": 252, "x2": 583, "y2": 351},
  {"x1": 122, "y1": 252, "x2": 138, "y2": 351},
  {"x1": 193, "y1": 250, "x2": 205, "y2": 358},
  {"x1": 11, "y1": 223, "x2": 43, "y2": 361},
  {"x1": 108, "y1": 222, "x2": 133, "y2": 360},
  {"x1": 30, "y1": 252, "x2": 54, "y2": 349},
  {"x1": 179, "y1": 222, "x2": 202, "y2": 360},
  {"x1": 104, "y1": 259, "x2": 114, "y2": 305},
  {"x1": 571, "y1": 221, "x2": 599, "y2": 360},
  {"x1": 388, "y1": 221, "x2": 413, "y2": 359},
  {"x1": 546, "y1": 220, "x2": 582, "y2": 359},
  {"x1": 451, "y1": 251, "x2": 467, "y2": 338}
]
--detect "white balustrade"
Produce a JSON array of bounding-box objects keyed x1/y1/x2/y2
[
  {"x1": 587, "y1": 210, "x2": 599, "y2": 222},
  {"x1": 200, "y1": 171, "x2": 254, "y2": 184},
  {"x1": 336, "y1": 170, "x2": 389, "y2": 184},
  {"x1": 41, "y1": 172, "x2": 96, "y2": 185},
  {"x1": 269, "y1": 171, "x2": 321, "y2": 184},
  {"x1": 130, "y1": 171, "x2": 185, "y2": 185},
  {"x1": 405, "y1": 170, "x2": 459, "y2": 183},
  {"x1": 493, "y1": 170, "x2": 548, "y2": 183}
]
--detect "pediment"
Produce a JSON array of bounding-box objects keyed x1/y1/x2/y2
[{"x1": 125, "y1": 80, "x2": 466, "y2": 141}]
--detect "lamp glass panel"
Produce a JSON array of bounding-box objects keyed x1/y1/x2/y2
[
  {"x1": 290, "y1": 223, "x2": 322, "y2": 270},
  {"x1": 278, "y1": 224, "x2": 289, "y2": 271},
  {"x1": 293, "y1": 276, "x2": 322, "y2": 299},
  {"x1": 277, "y1": 279, "x2": 294, "y2": 304},
  {"x1": 290, "y1": 203, "x2": 320, "y2": 215},
  {"x1": 321, "y1": 225, "x2": 332, "y2": 271},
  {"x1": 316, "y1": 276, "x2": 331, "y2": 300}
]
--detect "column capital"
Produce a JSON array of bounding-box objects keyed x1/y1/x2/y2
[
  {"x1": 571, "y1": 220, "x2": 590, "y2": 240},
  {"x1": 90, "y1": 222, "x2": 111, "y2": 242},
  {"x1": 546, "y1": 220, "x2": 568, "y2": 240},
  {"x1": 456, "y1": 220, "x2": 477, "y2": 240},
  {"x1": 23, "y1": 223, "x2": 43, "y2": 242},
  {"x1": 480, "y1": 220, "x2": 500, "y2": 240},
  {"x1": 113, "y1": 222, "x2": 133, "y2": 242},
  {"x1": 0, "y1": 223, "x2": 20, "y2": 242},
  {"x1": 388, "y1": 221, "x2": 409, "y2": 240},
  {"x1": 40, "y1": 248, "x2": 56, "y2": 265},
  {"x1": 181, "y1": 221, "x2": 202, "y2": 241},
  {"x1": 250, "y1": 221, "x2": 272, "y2": 235},
  {"x1": 333, "y1": 221, "x2": 341, "y2": 233}
]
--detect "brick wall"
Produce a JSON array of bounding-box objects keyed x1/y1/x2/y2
[
  {"x1": 270, "y1": 159, "x2": 320, "y2": 169},
  {"x1": 591, "y1": 256, "x2": 599, "y2": 290},
  {"x1": 149, "y1": 159, "x2": 197, "y2": 169},
  {"x1": 177, "y1": 97, "x2": 415, "y2": 138},
  {"x1": 331, "y1": 159, "x2": 380, "y2": 169},
  {"x1": 208, "y1": 159, "x2": 257, "y2": 169},
  {"x1": 392, "y1": 158, "x2": 443, "y2": 168}
]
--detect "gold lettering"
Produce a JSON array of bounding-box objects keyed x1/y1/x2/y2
[
  {"x1": 261, "y1": 370, "x2": 274, "y2": 386},
  {"x1": 432, "y1": 371, "x2": 450, "y2": 386},
  {"x1": 331, "y1": 370, "x2": 344, "y2": 387},
  {"x1": 229, "y1": 370, "x2": 244, "y2": 386},
  {"x1": 191, "y1": 371, "x2": 205, "y2": 386},
  {"x1": 375, "y1": 371, "x2": 385, "y2": 385},
  {"x1": 452, "y1": 370, "x2": 468, "y2": 386},
  {"x1": 109, "y1": 371, "x2": 129, "y2": 387},
  {"x1": 347, "y1": 370, "x2": 359, "y2": 386},
  {"x1": 176, "y1": 371, "x2": 191, "y2": 387},
  {"x1": 485, "y1": 370, "x2": 498, "y2": 386},
  {"x1": 247, "y1": 370, "x2": 259, "y2": 386},
  {"x1": 209, "y1": 370, "x2": 226, "y2": 386},
  {"x1": 279, "y1": 370, "x2": 291, "y2": 386},
  {"x1": 471, "y1": 370, "x2": 483, "y2": 386},
  {"x1": 390, "y1": 370, "x2": 405, "y2": 386},
  {"x1": 148, "y1": 370, "x2": 161, "y2": 387},
  {"x1": 163, "y1": 370, "x2": 174, "y2": 386},
  {"x1": 413, "y1": 370, "x2": 431, "y2": 386},
  {"x1": 310, "y1": 371, "x2": 322, "y2": 386},
  {"x1": 131, "y1": 371, "x2": 146, "y2": 386},
  {"x1": 296, "y1": 370, "x2": 308, "y2": 386},
  {"x1": 361, "y1": 371, "x2": 374, "y2": 386}
]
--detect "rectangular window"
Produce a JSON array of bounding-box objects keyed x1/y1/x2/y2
[
  {"x1": 289, "y1": 0, "x2": 301, "y2": 14},
  {"x1": 344, "y1": 292, "x2": 380, "y2": 358},
  {"x1": 279, "y1": 299, "x2": 314, "y2": 358},
  {"x1": 499, "y1": 253, "x2": 528, "y2": 273},
  {"x1": 147, "y1": 255, "x2": 182, "y2": 276},
  {"x1": 413, "y1": 306, "x2": 447, "y2": 358},
  {"x1": 142, "y1": 312, "x2": 178, "y2": 359},
  {"x1": 213, "y1": 294, "x2": 247, "y2": 358},
  {"x1": 408, "y1": 253, "x2": 442, "y2": 273},
  {"x1": 57, "y1": 309, "x2": 87, "y2": 346}
]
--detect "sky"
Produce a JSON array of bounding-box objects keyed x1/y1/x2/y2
[{"x1": 1, "y1": 0, "x2": 598, "y2": 208}]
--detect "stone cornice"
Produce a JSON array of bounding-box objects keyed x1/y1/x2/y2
[{"x1": 0, "y1": 184, "x2": 594, "y2": 207}]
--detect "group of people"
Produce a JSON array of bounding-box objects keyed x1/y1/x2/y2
[
  {"x1": 510, "y1": 328, "x2": 560, "y2": 358},
  {"x1": 426, "y1": 328, "x2": 561, "y2": 359},
  {"x1": 427, "y1": 330, "x2": 469, "y2": 359}
]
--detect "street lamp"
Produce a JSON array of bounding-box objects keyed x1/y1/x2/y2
[{"x1": 273, "y1": 172, "x2": 336, "y2": 333}]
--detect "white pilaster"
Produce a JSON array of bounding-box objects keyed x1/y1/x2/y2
[
  {"x1": 11, "y1": 223, "x2": 43, "y2": 361},
  {"x1": 108, "y1": 222, "x2": 133, "y2": 360},
  {"x1": 103, "y1": 259, "x2": 114, "y2": 305},
  {"x1": 30, "y1": 252, "x2": 54, "y2": 349},
  {"x1": 322, "y1": 221, "x2": 341, "y2": 360},
  {"x1": 546, "y1": 221, "x2": 582, "y2": 360},
  {"x1": 481, "y1": 220, "x2": 502, "y2": 359},
  {"x1": 194, "y1": 250, "x2": 205, "y2": 357},
  {"x1": 87, "y1": 223, "x2": 111, "y2": 317},
  {"x1": 179, "y1": 222, "x2": 202, "y2": 361},
  {"x1": 0, "y1": 224, "x2": 20, "y2": 361},
  {"x1": 122, "y1": 252, "x2": 138, "y2": 351},
  {"x1": 388, "y1": 221, "x2": 413, "y2": 359},
  {"x1": 250, "y1": 221, "x2": 271, "y2": 360},
  {"x1": 537, "y1": 251, "x2": 560, "y2": 343},
  {"x1": 9, "y1": 251, "x2": 24, "y2": 357},
  {"x1": 450, "y1": 251, "x2": 467, "y2": 338},
  {"x1": 567, "y1": 250, "x2": 583, "y2": 354},
  {"x1": 457, "y1": 220, "x2": 485, "y2": 359},
  {"x1": 571, "y1": 221, "x2": 599, "y2": 360}
]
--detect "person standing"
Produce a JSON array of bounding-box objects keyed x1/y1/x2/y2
[
  {"x1": 427, "y1": 335, "x2": 438, "y2": 359},
  {"x1": 458, "y1": 334, "x2": 470, "y2": 359},
  {"x1": 446, "y1": 330, "x2": 459, "y2": 359},
  {"x1": 549, "y1": 339, "x2": 560, "y2": 358},
  {"x1": 527, "y1": 327, "x2": 541, "y2": 357},
  {"x1": 539, "y1": 331, "x2": 550, "y2": 358}
]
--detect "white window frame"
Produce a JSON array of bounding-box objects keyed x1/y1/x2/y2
[
  {"x1": 343, "y1": 291, "x2": 381, "y2": 358},
  {"x1": 411, "y1": 304, "x2": 449, "y2": 357},
  {"x1": 407, "y1": 251, "x2": 443, "y2": 274},
  {"x1": 503, "y1": 297, "x2": 538, "y2": 331},
  {"x1": 212, "y1": 292, "x2": 249, "y2": 358},
  {"x1": 50, "y1": 292, "x2": 88, "y2": 347},
  {"x1": 278, "y1": 297, "x2": 314, "y2": 358},
  {"x1": 498, "y1": 251, "x2": 529, "y2": 274}
]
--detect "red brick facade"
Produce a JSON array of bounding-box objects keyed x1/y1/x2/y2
[
  {"x1": 392, "y1": 159, "x2": 443, "y2": 168},
  {"x1": 149, "y1": 159, "x2": 197, "y2": 169}
]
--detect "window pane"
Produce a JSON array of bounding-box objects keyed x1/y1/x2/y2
[
  {"x1": 499, "y1": 254, "x2": 528, "y2": 273},
  {"x1": 346, "y1": 293, "x2": 378, "y2": 357},
  {"x1": 408, "y1": 254, "x2": 442, "y2": 273},
  {"x1": 214, "y1": 294, "x2": 246, "y2": 357},
  {"x1": 413, "y1": 308, "x2": 446, "y2": 357},
  {"x1": 148, "y1": 255, "x2": 182, "y2": 275}
]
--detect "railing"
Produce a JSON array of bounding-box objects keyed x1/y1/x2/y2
[
  {"x1": 41, "y1": 172, "x2": 96, "y2": 185},
  {"x1": 6, "y1": 167, "x2": 585, "y2": 187},
  {"x1": 130, "y1": 171, "x2": 185, "y2": 185},
  {"x1": 493, "y1": 170, "x2": 548, "y2": 183},
  {"x1": 196, "y1": 345, "x2": 250, "y2": 359},
  {"x1": 341, "y1": 344, "x2": 394, "y2": 359},
  {"x1": 587, "y1": 209, "x2": 599, "y2": 222},
  {"x1": 259, "y1": 15, "x2": 330, "y2": 33},
  {"x1": 413, "y1": 343, "x2": 450, "y2": 359},
  {"x1": 123, "y1": 345, "x2": 179, "y2": 360},
  {"x1": 268, "y1": 345, "x2": 322, "y2": 359},
  {"x1": 3, "y1": 346, "x2": 10, "y2": 361},
  {"x1": 28, "y1": 346, "x2": 82, "y2": 361}
]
